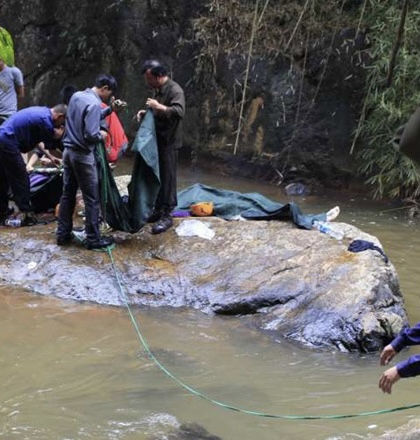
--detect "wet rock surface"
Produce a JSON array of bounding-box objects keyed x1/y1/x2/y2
[
  {"x1": 165, "y1": 422, "x2": 222, "y2": 440},
  {"x1": 373, "y1": 419, "x2": 420, "y2": 440},
  {"x1": 0, "y1": 215, "x2": 407, "y2": 353}
]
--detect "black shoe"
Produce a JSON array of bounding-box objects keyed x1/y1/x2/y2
[
  {"x1": 0, "y1": 210, "x2": 7, "y2": 225},
  {"x1": 151, "y1": 216, "x2": 173, "y2": 234},
  {"x1": 21, "y1": 212, "x2": 38, "y2": 226},
  {"x1": 83, "y1": 235, "x2": 115, "y2": 250},
  {"x1": 57, "y1": 232, "x2": 74, "y2": 246},
  {"x1": 147, "y1": 209, "x2": 162, "y2": 223}
]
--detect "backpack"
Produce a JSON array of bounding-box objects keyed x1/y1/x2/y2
[{"x1": 0, "y1": 26, "x2": 15, "y2": 66}]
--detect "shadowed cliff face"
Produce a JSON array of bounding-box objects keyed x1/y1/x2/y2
[{"x1": 0, "y1": 0, "x2": 368, "y2": 189}]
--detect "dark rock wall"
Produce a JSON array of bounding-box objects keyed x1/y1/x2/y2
[{"x1": 1, "y1": 0, "x2": 368, "y2": 189}]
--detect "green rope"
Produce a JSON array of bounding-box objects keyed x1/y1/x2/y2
[
  {"x1": 96, "y1": 142, "x2": 109, "y2": 209},
  {"x1": 106, "y1": 247, "x2": 420, "y2": 420}
]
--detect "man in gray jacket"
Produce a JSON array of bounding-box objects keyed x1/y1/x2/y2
[{"x1": 56, "y1": 74, "x2": 116, "y2": 250}]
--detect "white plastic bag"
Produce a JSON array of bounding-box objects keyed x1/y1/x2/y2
[{"x1": 175, "y1": 219, "x2": 215, "y2": 240}]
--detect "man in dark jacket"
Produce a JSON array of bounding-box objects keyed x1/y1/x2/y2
[
  {"x1": 136, "y1": 60, "x2": 185, "y2": 234},
  {"x1": 379, "y1": 322, "x2": 420, "y2": 393},
  {"x1": 0, "y1": 104, "x2": 66, "y2": 225},
  {"x1": 56, "y1": 74, "x2": 116, "y2": 250}
]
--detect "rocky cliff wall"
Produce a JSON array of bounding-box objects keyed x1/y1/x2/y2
[{"x1": 0, "y1": 0, "x2": 368, "y2": 189}]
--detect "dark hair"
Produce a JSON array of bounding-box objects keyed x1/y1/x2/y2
[
  {"x1": 94, "y1": 74, "x2": 118, "y2": 92},
  {"x1": 59, "y1": 84, "x2": 78, "y2": 105},
  {"x1": 52, "y1": 103, "x2": 68, "y2": 116},
  {"x1": 141, "y1": 60, "x2": 168, "y2": 77}
]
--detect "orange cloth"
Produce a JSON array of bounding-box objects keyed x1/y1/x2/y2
[{"x1": 101, "y1": 103, "x2": 128, "y2": 163}]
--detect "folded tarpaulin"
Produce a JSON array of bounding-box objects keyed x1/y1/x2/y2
[
  {"x1": 176, "y1": 183, "x2": 326, "y2": 230},
  {"x1": 97, "y1": 109, "x2": 160, "y2": 233}
]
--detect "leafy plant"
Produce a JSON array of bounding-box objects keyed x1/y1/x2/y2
[
  {"x1": 192, "y1": 0, "x2": 420, "y2": 204},
  {"x1": 355, "y1": 2, "x2": 420, "y2": 202}
]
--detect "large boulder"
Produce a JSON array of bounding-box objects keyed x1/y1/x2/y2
[{"x1": 0, "y1": 215, "x2": 407, "y2": 353}]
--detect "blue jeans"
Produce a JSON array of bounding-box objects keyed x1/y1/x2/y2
[{"x1": 57, "y1": 147, "x2": 100, "y2": 241}]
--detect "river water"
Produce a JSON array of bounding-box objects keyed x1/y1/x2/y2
[{"x1": 1, "y1": 159, "x2": 420, "y2": 440}]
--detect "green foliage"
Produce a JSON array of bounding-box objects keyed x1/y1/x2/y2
[
  {"x1": 191, "y1": 0, "x2": 358, "y2": 83},
  {"x1": 193, "y1": 0, "x2": 420, "y2": 202},
  {"x1": 0, "y1": 26, "x2": 14, "y2": 66},
  {"x1": 356, "y1": 1, "x2": 420, "y2": 201}
]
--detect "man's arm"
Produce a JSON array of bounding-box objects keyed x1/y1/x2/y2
[
  {"x1": 395, "y1": 353, "x2": 420, "y2": 378},
  {"x1": 391, "y1": 322, "x2": 420, "y2": 352},
  {"x1": 12, "y1": 67, "x2": 24, "y2": 100},
  {"x1": 379, "y1": 322, "x2": 420, "y2": 394},
  {"x1": 16, "y1": 85, "x2": 24, "y2": 99},
  {"x1": 34, "y1": 142, "x2": 61, "y2": 166},
  {"x1": 147, "y1": 86, "x2": 185, "y2": 120},
  {"x1": 83, "y1": 104, "x2": 106, "y2": 143},
  {"x1": 379, "y1": 366, "x2": 400, "y2": 394},
  {"x1": 380, "y1": 344, "x2": 398, "y2": 365},
  {"x1": 379, "y1": 354, "x2": 420, "y2": 394}
]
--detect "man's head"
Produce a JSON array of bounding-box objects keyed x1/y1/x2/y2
[
  {"x1": 141, "y1": 60, "x2": 168, "y2": 89},
  {"x1": 51, "y1": 103, "x2": 67, "y2": 127},
  {"x1": 93, "y1": 74, "x2": 118, "y2": 102},
  {"x1": 59, "y1": 84, "x2": 78, "y2": 105}
]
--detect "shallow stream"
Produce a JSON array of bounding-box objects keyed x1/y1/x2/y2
[{"x1": 1, "y1": 159, "x2": 420, "y2": 439}]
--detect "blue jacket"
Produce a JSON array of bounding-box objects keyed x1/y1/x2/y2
[
  {"x1": 0, "y1": 106, "x2": 54, "y2": 153},
  {"x1": 391, "y1": 322, "x2": 420, "y2": 377}
]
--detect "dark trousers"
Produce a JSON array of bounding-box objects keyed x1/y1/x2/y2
[
  {"x1": 57, "y1": 147, "x2": 100, "y2": 241},
  {"x1": 155, "y1": 145, "x2": 177, "y2": 214},
  {"x1": 0, "y1": 145, "x2": 31, "y2": 216}
]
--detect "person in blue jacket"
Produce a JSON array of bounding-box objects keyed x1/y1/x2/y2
[
  {"x1": 379, "y1": 322, "x2": 420, "y2": 393},
  {"x1": 0, "y1": 104, "x2": 66, "y2": 225}
]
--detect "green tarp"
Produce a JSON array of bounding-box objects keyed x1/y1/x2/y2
[
  {"x1": 98, "y1": 109, "x2": 160, "y2": 233},
  {"x1": 176, "y1": 183, "x2": 325, "y2": 230},
  {"x1": 97, "y1": 110, "x2": 324, "y2": 233}
]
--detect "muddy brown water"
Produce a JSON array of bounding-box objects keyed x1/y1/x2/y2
[{"x1": 1, "y1": 158, "x2": 420, "y2": 439}]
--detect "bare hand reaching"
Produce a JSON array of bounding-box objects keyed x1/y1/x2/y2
[
  {"x1": 379, "y1": 366, "x2": 400, "y2": 394},
  {"x1": 380, "y1": 344, "x2": 397, "y2": 366},
  {"x1": 146, "y1": 98, "x2": 166, "y2": 112},
  {"x1": 100, "y1": 130, "x2": 108, "y2": 141},
  {"x1": 136, "y1": 109, "x2": 146, "y2": 122}
]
